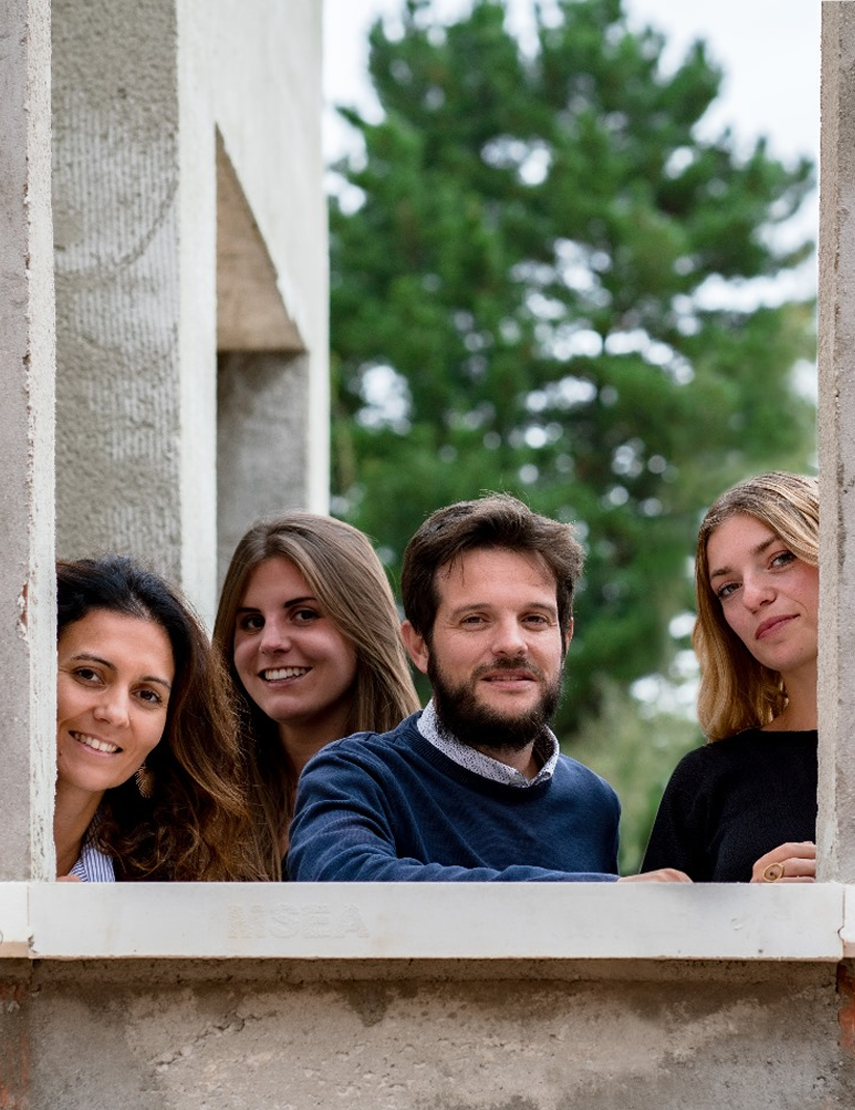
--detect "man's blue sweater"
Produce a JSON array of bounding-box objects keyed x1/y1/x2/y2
[{"x1": 288, "y1": 712, "x2": 620, "y2": 882}]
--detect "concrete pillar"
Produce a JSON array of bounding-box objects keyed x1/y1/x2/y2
[
  {"x1": 52, "y1": 0, "x2": 218, "y2": 614},
  {"x1": 214, "y1": 133, "x2": 313, "y2": 582},
  {"x1": 217, "y1": 352, "x2": 311, "y2": 583},
  {"x1": 208, "y1": 0, "x2": 329, "y2": 518},
  {"x1": 817, "y1": 2, "x2": 855, "y2": 883},
  {"x1": 0, "y1": 0, "x2": 56, "y2": 880}
]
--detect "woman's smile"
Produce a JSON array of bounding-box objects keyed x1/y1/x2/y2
[
  {"x1": 56, "y1": 610, "x2": 174, "y2": 802},
  {"x1": 261, "y1": 665, "x2": 311, "y2": 682},
  {"x1": 233, "y1": 556, "x2": 358, "y2": 744},
  {"x1": 71, "y1": 731, "x2": 121, "y2": 755}
]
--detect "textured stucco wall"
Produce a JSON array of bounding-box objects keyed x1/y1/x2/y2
[
  {"x1": 7, "y1": 960, "x2": 851, "y2": 1110},
  {"x1": 818, "y1": 1, "x2": 855, "y2": 882},
  {"x1": 217, "y1": 351, "x2": 311, "y2": 583},
  {"x1": 204, "y1": 0, "x2": 329, "y2": 516},
  {"x1": 52, "y1": 0, "x2": 188, "y2": 586},
  {"x1": 0, "y1": 0, "x2": 56, "y2": 881}
]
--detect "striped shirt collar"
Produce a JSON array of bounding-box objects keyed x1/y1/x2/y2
[
  {"x1": 417, "y1": 699, "x2": 559, "y2": 788},
  {"x1": 69, "y1": 815, "x2": 116, "y2": 882}
]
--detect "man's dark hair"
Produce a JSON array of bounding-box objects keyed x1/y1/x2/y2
[{"x1": 401, "y1": 494, "x2": 585, "y2": 639}]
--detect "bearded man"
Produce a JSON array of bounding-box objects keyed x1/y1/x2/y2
[{"x1": 288, "y1": 494, "x2": 687, "y2": 884}]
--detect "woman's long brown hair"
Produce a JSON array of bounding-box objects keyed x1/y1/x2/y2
[{"x1": 214, "y1": 513, "x2": 420, "y2": 879}]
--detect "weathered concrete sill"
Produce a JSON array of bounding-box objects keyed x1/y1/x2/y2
[{"x1": 0, "y1": 882, "x2": 851, "y2": 962}]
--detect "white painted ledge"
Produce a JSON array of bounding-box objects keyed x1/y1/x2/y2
[
  {"x1": 0, "y1": 884, "x2": 30, "y2": 957},
  {"x1": 0, "y1": 882, "x2": 850, "y2": 961}
]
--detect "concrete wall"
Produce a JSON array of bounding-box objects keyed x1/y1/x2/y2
[
  {"x1": 0, "y1": 0, "x2": 56, "y2": 883},
  {"x1": 11, "y1": 960, "x2": 852, "y2": 1110},
  {"x1": 818, "y1": 0, "x2": 855, "y2": 885},
  {"x1": 52, "y1": 0, "x2": 188, "y2": 583},
  {"x1": 51, "y1": 0, "x2": 328, "y2": 619},
  {"x1": 209, "y1": 0, "x2": 329, "y2": 584},
  {"x1": 217, "y1": 350, "x2": 312, "y2": 581},
  {"x1": 1, "y1": 877, "x2": 853, "y2": 1106}
]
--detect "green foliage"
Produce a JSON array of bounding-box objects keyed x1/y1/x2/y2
[
  {"x1": 567, "y1": 680, "x2": 702, "y2": 873},
  {"x1": 329, "y1": 0, "x2": 816, "y2": 743}
]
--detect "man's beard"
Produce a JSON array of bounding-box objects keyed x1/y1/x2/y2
[{"x1": 428, "y1": 655, "x2": 563, "y2": 753}]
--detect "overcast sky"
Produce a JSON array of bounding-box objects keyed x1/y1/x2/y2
[
  {"x1": 323, "y1": 0, "x2": 821, "y2": 296},
  {"x1": 324, "y1": 0, "x2": 819, "y2": 161}
]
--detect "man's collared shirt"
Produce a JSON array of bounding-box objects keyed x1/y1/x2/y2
[{"x1": 417, "y1": 698, "x2": 559, "y2": 788}]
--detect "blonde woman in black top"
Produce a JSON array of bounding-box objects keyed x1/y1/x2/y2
[{"x1": 642, "y1": 473, "x2": 818, "y2": 883}]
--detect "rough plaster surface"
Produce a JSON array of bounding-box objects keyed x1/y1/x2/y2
[
  {"x1": 817, "y1": 3, "x2": 855, "y2": 882},
  {"x1": 175, "y1": 10, "x2": 219, "y2": 615},
  {"x1": 217, "y1": 351, "x2": 310, "y2": 585},
  {"x1": 203, "y1": 0, "x2": 329, "y2": 511},
  {"x1": 14, "y1": 961, "x2": 853, "y2": 1110},
  {"x1": 52, "y1": 0, "x2": 186, "y2": 586},
  {"x1": 0, "y1": 0, "x2": 56, "y2": 881}
]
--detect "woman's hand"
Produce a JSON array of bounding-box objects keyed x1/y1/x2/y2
[
  {"x1": 56, "y1": 874, "x2": 83, "y2": 882},
  {"x1": 750, "y1": 841, "x2": 816, "y2": 884}
]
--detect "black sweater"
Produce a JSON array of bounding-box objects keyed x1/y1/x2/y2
[{"x1": 641, "y1": 729, "x2": 817, "y2": 882}]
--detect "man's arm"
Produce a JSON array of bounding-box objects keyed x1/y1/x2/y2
[{"x1": 287, "y1": 745, "x2": 621, "y2": 883}]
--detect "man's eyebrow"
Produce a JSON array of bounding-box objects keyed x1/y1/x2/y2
[
  {"x1": 445, "y1": 603, "x2": 489, "y2": 618},
  {"x1": 446, "y1": 601, "x2": 558, "y2": 618},
  {"x1": 66, "y1": 652, "x2": 172, "y2": 691},
  {"x1": 709, "y1": 535, "x2": 777, "y2": 581}
]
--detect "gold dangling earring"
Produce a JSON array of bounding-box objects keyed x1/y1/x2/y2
[{"x1": 135, "y1": 762, "x2": 155, "y2": 799}]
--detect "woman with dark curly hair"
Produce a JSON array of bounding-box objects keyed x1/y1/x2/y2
[{"x1": 55, "y1": 555, "x2": 266, "y2": 881}]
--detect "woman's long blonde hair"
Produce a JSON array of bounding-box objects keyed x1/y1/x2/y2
[
  {"x1": 213, "y1": 513, "x2": 420, "y2": 878},
  {"x1": 693, "y1": 472, "x2": 818, "y2": 741}
]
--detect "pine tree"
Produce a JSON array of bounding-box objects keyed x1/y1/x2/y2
[{"x1": 329, "y1": 0, "x2": 815, "y2": 734}]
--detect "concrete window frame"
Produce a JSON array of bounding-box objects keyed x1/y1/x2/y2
[{"x1": 3, "y1": 3, "x2": 855, "y2": 974}]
